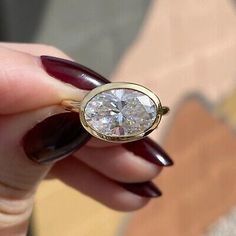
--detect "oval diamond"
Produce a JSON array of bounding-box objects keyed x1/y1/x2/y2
[{"x1": 84, "y1": 88, "x2": 158, "y2": 137}]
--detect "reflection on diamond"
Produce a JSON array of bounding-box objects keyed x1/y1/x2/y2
[{"x1": 84, "y1": 88, "x2": 158, "y2": 137}]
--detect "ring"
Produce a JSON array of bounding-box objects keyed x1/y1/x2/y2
[{"x1": 61, "y1": 82, "x2": 169, "y2": 143}]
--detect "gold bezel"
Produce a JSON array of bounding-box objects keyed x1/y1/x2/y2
[{"x1": 79, "y1": 82, "x2": 164, "y2": 143}]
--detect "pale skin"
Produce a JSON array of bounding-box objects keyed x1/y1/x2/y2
[{"x1": 0, "y1": 43, "x2": 163, "y2": 235}]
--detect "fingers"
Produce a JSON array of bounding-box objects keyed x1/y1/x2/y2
[
  {"x1": 0, "y1": 108, "x2": 92, "y2": 230},
  {"x1": 0, "y1": 44, "x2": 96, "y2": 232},
  {"x1": 52, "y1": 157, "x2": 152, "y2": 211},
  {"x1": 0, "y1": 46, "x2": 85, "y2": 114},
  {"x1": 22, "y1": 110, "x2": 164, "y2": 213},
  {"x1": 0, "y1": 107, "x2": 59, "y2": 196},
  {"x1": 75, "y1": 137, "x2": 173, "y2": 183},
  {"x1": 0, "y1": 45, "x2": 100, "y2": 197},
  {"x1": 0, "y1": 43, "x2": 170, "y2": 233},
  {"x1": 75, "y1": 145, "x2": 162, "y2": 183},
  {"x1": 0, "y1": 43, "x2": 174, "y2": 221},
  {"x1": 0, "y1": 107, "x2": 89, "y2": 228},
  {"x1": 0, "y1": 106, "x2": 59, "y2": 230}
]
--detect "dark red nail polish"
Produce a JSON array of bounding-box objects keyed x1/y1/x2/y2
[
  {"x1": 120, "y1": 181, "x2": 162, "y2": 198},
  {"x1": 123, "y1": 137, "x2": 173, "y2": 167},
  {"x1": 40, "y1": 55, "x2": 110, "y2": 90},
  {"x1": 22, "y1": 112, "x2": 91, "y2": 164}
]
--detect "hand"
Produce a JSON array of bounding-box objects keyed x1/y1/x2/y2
[{"x1": 0, "y1": 43, "x2": 173, "y2": 235}]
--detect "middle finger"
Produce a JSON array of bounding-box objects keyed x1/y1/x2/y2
[
  {"x1": 75, "y1": 138, "x2": 172, "y2": 183},
  {"x1": 76, "y1": 146, "x2": 160, "y2": 183}
]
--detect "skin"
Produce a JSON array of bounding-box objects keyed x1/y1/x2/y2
[{"x1": 0, "y1": 43, "x2": 162, "y2": 235}]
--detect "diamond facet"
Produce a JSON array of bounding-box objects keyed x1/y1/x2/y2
[{"x1": 84, "y1": 88, "x2": 158, "y2": 137}]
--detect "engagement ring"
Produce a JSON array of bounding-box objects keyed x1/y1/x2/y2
[{"x1": 61, "y1": 82, "x2": 169, "y2": 143}]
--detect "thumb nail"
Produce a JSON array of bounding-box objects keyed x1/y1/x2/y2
[{"x1": 22, "y1": 112, "x2": 91, "y2": 164}]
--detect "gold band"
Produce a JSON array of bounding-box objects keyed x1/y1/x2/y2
[{"x1": 61, "y1": 100, "x2": 81, "y2": 112}]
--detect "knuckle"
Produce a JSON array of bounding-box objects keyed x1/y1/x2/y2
[{"x1": 0, "y1": 197, "x2": 33, "y2": 228}]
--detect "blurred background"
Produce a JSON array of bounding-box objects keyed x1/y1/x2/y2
[
  {"x1": 0, "y1": 0, "x2": 150, "y2": 77},
  {"x1": 1, "y1": 0, "x2": 236, "y2": 235}
]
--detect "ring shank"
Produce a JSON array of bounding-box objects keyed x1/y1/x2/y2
[{"x1": 61, "y1": 100, "x2": 81, "y2": 112}]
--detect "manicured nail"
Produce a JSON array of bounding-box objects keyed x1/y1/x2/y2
[
  {"x1": 120, "y1": 181, "x2": 162, "y2": 198},
  {"x1": 40, "y1": 55, "x2": 110, "y2": 90},
  {"x1": 22, "y1": 112, "x2": 91, "y2": 164},
  {"x1": 123, "y1": 137, "x2": 174, "y2": 167}
]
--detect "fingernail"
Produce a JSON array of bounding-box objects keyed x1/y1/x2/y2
[
  {"x1": 123, "y1": 137, "x2": 174, "y2": 167},
  {"x1": 22, "y1": 112, "x2": 91, "y2": 164},
  {"x1": 120, "y1": 181, "x2": 162, "y2": 198},
  {"x1": 40, "y1": 55, "x2": 110, "y2": 90}
]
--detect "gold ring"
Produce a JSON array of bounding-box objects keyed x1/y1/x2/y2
[{"x1": 61, "y1": 82, "x2": 169, "y2": 143}]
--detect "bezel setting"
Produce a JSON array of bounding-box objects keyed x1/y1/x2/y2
[{"x1": 79, "y1": 82, "x2": 164, "y2": 143}]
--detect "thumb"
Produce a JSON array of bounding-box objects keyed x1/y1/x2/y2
[
  {"x1": 0, "y1": 46, "x2": 107, "y2": 233},
  {"x1": 0, "y1": 46, "x2": 85, "y2": 114}
]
